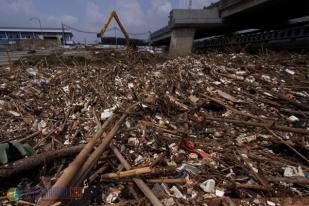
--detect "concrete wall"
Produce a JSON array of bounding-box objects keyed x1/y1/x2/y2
[{"x1": 169, "y1": 8, "x2": 221, "y2": 27}]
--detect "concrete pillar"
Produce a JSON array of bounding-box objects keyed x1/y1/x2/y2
[{"x1": 169, "y1": 28, "x2": 195, "y2": 57}]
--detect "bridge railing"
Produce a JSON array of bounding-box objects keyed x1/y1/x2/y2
[{"x1": 150, "y1": 26, "x2": 170, "y2": 38}]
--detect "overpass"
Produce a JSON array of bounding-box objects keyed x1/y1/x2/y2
[{"x1": 151, "y1": 0, "x2": 309, "y2": 56}]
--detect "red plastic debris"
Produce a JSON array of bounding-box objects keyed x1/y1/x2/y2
[{"x1": 180, "y1": 138, "x2": 209, "y2": 159}]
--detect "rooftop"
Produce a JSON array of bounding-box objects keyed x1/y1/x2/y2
[{"x1": 0, "y1": 27, "x2": 72, "y2": 33}]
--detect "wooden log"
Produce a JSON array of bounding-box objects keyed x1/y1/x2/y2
[
  {"x1": 0, "y1": 145, "x2": 83, "y2": 179},
  {"x1": 0, "y1": 130, "x2": 41, "y2": 144},
  {"x1": 267, "y1": 176, "x2": 309, "y2": 185},
  {"x1": 235, "y1": 183, "x2": 271, "y2": 191}
]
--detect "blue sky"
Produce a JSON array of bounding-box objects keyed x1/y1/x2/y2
[{"x1": 0, "y1": 0, "x2": 217, "y2": 42}]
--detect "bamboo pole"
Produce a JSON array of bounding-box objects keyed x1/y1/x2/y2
[
  {"x1": 72, "y1": 103, "x2": 138, "y2": 186},
  {"x1": 146, "y1": 178, "x2": 187, "y2": 184},
  {"x1": 36, "y1": 114, "x2": 115, "y2": 206},
  {"x1": 102, "y1": 167, "x2": 152, "y2": 178},
  {"x1": 101, "y1": 178, "x2": 188, "y2": 185},
  {"x1": 88, "y1": 163, "x2": 109, "y2": 183},
  {"x1": 237, "y1": 150, "x2": 270, "y2": 188},
  {"x1": 202, "y1": 94, "x2": 270, "y2": 121},
  {"x1": 265, "y1": 127, "x2": 309, "y2": 164},
  {"x1": 110, "y1": 144, "x2": 163, "y2": 206},
  {"x1": 204, "y1": 197, "x2": 309, "y2": 206},
  {"x1": 205, "y1": 116, "x2": 309, "y2": 135},
  {"x1": 101, "y1": 166, "x2": 175, "y2": 179}
]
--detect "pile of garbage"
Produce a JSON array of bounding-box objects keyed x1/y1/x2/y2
[{"x1": 0, "y1": 51, "x2": 308, "y2": 206}]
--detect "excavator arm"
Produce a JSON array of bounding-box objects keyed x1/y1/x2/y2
[{"x1": 97, "y1": 10, "x2": 130, "y2": 46}]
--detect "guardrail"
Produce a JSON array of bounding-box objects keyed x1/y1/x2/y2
[
  {"x1": 0, "y1": 51, "x2": 31, "y2": 66},
  {"x1": 0, "y1": 50, "x2": 53, "y2": 66},
  {"x1": 194, "y1": 24, "x2": 309, "y2": 50}
]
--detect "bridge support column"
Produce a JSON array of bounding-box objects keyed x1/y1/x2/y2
[{"x1": 169, "y1": 28, "x2": 195, "y2": 57}]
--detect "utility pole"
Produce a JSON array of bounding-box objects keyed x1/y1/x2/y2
[{"x1": 188, "y1": 0, "x2": 192, "y2": 9}]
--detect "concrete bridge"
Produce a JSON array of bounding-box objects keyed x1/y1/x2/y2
[{"x1": 151, "y1": 0, "x2": 309, "y2": 56}]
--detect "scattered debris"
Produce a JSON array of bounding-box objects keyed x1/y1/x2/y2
[
  {"x1": 283, "y1": 166, "x2": 305, "y2": 177},
  {"x1": 200, "y1": 179, "x2": 216, "y2": 193},
  {"x1": 0, "y1": 50, "x2": 309, "y2": 205}
]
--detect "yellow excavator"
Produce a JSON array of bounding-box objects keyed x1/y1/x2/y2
[{"x1": 97, "y1": 10, "x2": 135, "y2": 50}]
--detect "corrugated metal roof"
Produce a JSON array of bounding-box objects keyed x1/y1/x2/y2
[{"x1": 0, "y1": 27, "x2": 72, "y2": 33}]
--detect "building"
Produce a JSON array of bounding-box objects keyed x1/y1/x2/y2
[{"x1": 0, "y1": 27, "x2": 73, "y2": 46}]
